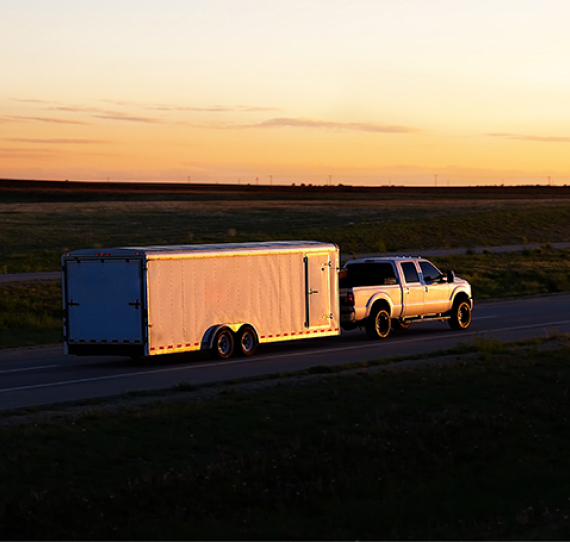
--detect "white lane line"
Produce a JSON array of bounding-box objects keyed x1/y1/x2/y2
[
  {"x1": 475, "y1": 315, "x2": 498, "y2": 320},
  {"x1": 0, "y1": 365, "x2": 57, "y2": 375},
  {"x1": 2, "y1": 319, "x2": 570, "y2": 394}
]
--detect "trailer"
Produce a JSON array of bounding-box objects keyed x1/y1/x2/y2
[{"x1": 62, "y1": 241, "x2": 340, "y2": 359}]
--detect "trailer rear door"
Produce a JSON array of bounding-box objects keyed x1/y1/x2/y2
[{"x1": 65, "y1": 259, "x2": 144, "y2": 343}]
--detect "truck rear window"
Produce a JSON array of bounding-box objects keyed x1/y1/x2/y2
[{"x1": 340, "y1": 262, "x2": 397, "y2": 288}]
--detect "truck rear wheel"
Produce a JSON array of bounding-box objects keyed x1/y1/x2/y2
[
  {"x1": 212, "y1": 328, "x2": 235, "y2": 359},
  {"x1": 365, "y1": 306, "x2": 391, "y2": 339},
  {"x1": 448, "y1": 300, "x2": 472, "y2": 330},
  {"x1": 237, "y1": 325, "x2": 258, "y2": 356}
]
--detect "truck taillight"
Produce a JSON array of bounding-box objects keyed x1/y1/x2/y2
[
  {"x1": 346, "y1": 292, "x2": 355, "y2": 306},
  {"x1": 62, "y1": 309, "x2": 67, "y2": 319}
]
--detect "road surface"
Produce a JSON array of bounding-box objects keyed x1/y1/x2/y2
[{"x1": 1, "y1": 294, "x2": 569, "y2": 410}]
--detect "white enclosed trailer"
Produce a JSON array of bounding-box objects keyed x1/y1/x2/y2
[{"x1": 62, "y1": 241, "x2": 339, "y2": 359}]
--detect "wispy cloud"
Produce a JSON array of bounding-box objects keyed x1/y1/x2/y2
[
  {"x1": 148, "y1": 104, "x2": 280, "y2": 113},
  {"x1": 6, "y1": 138, "x2": 109, "y2": 144},
  {"x1": 92, "y1": 112, "x2": 164, "y2": 124},
  {"x1": 487, "y1": 132, "x2": 570, "y2": 143},
  {"x1": 227, "y1": 117, "x2": 417, "y2": 133},
  {"x1": 48, "y1": 105, "x2": 102, "y2": 113},
  {"x1": 10, "y1": 98, "x2": 56, "y2": 104},
  {"x1": 8, "y1": 116, "x2": 90, "y2": 125},
  {"x1": 0, "y1": 147, "x2": 58, "y2": 158}
]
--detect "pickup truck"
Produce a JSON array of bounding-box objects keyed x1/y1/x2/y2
[{"x1": 339, "y1": 256, "x2": 472, "y2": 339}]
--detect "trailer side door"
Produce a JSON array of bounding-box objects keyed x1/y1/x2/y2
[{"x1": 304, "y1": 253, "x2": 332, "y2": 328}]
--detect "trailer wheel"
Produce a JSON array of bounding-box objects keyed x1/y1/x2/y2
[
  {"x1": 212, "y1": 328, "x2": 235, "y2": 359},
  {"x1": 237, "y1": 325, "x2": 258, "y2": 356},
  {"x1": 448, "y1": 300, "x2": 472, "y2": 330},
  {"x1": 365, "y1": 306, "x2": 391, "y2": 339}
]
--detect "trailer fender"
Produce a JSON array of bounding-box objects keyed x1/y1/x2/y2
[{"x1": 201, "y1": 323, "x2": 257, "y2": 350}]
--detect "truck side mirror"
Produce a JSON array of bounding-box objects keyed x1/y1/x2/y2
[{"x1": 447, "y1": 270, "x2": 455, "y2": 283}]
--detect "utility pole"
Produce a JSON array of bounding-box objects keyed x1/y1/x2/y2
[
  {"x1": 270, "y1": 175, "x2": 273, "y2": 185},
  {"x1": 434, "y1": 174, "x2": 438, "y2": 187}
]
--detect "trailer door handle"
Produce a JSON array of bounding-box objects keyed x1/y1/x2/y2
[
  {"x1": 68, "y1": 300, "x2": 80, "y2": 306},
  {"x1": 129, "y1": 300, "x2": 142, "y2": 308},
  {"x1": 308, "y1": 289, "x2": 318, "y2": 294}
]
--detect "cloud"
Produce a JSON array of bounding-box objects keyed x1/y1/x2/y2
[
  {"x1": 233, "y1": 117, "x2": 417, "y2": 133},
  {"x1": 92, "y1": 112, "x2": 164, "y2": 123},
  {"x1": 49, "y1": 105, "x2": 101, "y2": 113},
  {"x1": 146, "y1": 104, "x2": 280, "y2": 113},
  {"x1": 0, "y1": 147, "x2": 58, "y2": 158},
  {"x1": 6, "y1": 138, "x2": 109, "y2": 144},
  {"x1": 10, "y1": 98, "x2": 55, "y2": 104},
  {"x1": 487, "y1": 132, "x2": 570, "y2": 143},
  {"x1": 8, "y1": 116, "x2": 89, "y2": 125}
]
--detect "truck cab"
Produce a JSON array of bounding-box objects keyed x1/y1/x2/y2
[{"x1": 339, "y1": 256, "x2": 472, "y2": 339}]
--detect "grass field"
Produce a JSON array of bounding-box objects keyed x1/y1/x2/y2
[
  {"x1": 2, "y1": 189, "x2": 570, "y2": 272},
  {"x1": 1, "y1": 336, "x2": 569, "y2": 540}
]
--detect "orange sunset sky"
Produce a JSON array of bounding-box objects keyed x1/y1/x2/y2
[{"x1": 1, "y1": 0, "x2": 570, "y2": 186}]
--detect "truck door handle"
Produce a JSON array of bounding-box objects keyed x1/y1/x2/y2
[
  {"x1": 425, "y1": 287, "x2": 429, "y2": 292},
  {"x1": 404, "y1": 287, "x2": 409, "y2": 294}
]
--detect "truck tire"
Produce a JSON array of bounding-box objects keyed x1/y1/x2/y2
[
  {"x1": 212, "y1": 328, "x2": 235, "y2": 359},
  {"x1": 448, "y1": 300, "x2": 472, "y2": 330},
  {"x1": 365, "y1": 306, "x2": 391, "y2": 339},
  {"x1": 237, "y1": 325, "x2": 258, "y2": 356}
]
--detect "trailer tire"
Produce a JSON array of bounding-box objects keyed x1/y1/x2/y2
[
  {"x1": 212, "y1": 328, "x2": 235, "y2": 359},
  {"x1": 448, "y1": 300, "x2": 472, "y2": 330},
  {"x1": 365, "y1": 306, "x2": 391, "y2": 339},
  {"x1": 237, "y1": 325, "x2": 258, "y2": 357}
]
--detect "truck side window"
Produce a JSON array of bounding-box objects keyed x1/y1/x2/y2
[
  {"x1": 401, "y1": 262, "x2": 420, "y2": 283},
  {"x1": 419, "y1": 261, "x2": 442, "y2": 282}
]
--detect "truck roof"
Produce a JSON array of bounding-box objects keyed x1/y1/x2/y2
[
  {"x1": 63, "y1": 241, "x2": 338, "y2": 259},
  {"x1": 346, "y1": 256, "x2": 427, "y2": 265}
]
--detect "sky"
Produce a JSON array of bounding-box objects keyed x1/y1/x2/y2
[{"x1": 1, "y1": 0, "x2": 570, "y2": 186}]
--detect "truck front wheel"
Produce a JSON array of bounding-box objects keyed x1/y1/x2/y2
[
  {"x1": 212, "y1": 328, "x2": 235, "y2": 359},
  {"x1": 448, "y1": 300, "x2": 472, "y2": 330},
  {"x1": 365, "y1": 307, "x2": 391, "y2": 339}
]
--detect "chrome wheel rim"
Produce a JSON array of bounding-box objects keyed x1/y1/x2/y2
[
  {"x1": 458, "y1": 304, "x2": 471, "y2": 327},
  {"x1": 376, "y1": 312, "x2": 390, "y2": 336}
]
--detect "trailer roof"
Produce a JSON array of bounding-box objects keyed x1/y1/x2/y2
[{"x1": 64, "y1": 241, "x2": 338, "y2": 258}]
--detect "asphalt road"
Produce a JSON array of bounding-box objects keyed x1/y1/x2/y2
[{"x1": 1, "y1": 294, "x2": 570, "y2": 410}]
